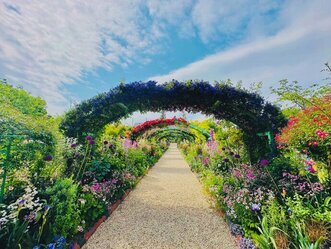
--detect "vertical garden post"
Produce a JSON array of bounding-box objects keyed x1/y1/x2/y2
[
  {"x1": 257, "y1": 131, "x2": 276, "y2": 156},
  {"x1": 0, "y1": 137, "x2": 12, "y2": 203}
]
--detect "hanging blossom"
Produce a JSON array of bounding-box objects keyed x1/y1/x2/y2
[{"x1": 206, "y1": 128, "x2": 218, "y2": 156}]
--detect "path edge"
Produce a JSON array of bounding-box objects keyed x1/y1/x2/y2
[
  {"x1": 72, "y1": 151, "x2": 164, "y2": 249},
  {"x1": 179, "y1": 148, "x2": 242, "y2": 248}
]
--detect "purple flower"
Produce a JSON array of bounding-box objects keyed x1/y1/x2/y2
[
  {"x1": 235, "y1": 154, "x2": 240, "y2": 158},
  {"x1": 85, "y1": 135, "x2": 93, "y2": 141},
  {"x1": 287, "y1": 208, "x2": 292, "y2": 215},
  {"x1": 44, "y1": 205, "x2": 50, "y2": 211},
  {"x1": 109, "y1": 144, "x2": 113, "y2": 149},
  {"x1": 229, "y1": 222, "x2": 244, "y2": 236},
  {"x1": 224, "y1": 158, "x2": 229, "y2": 163},
  {"x1": 74, "y1": 152, "x2": 81, "y2": 158},
  {"x1": 251, "y1": 203, "x2": 261, "y2": 212},
  {"x1": 70, "y1": 143, "x2": 77, "y2": 148},
  {"x1": 24, "y1": 212, "x2": 36, "y2": 222},
  {"x1": 240, "y1": 237, "x2": 256, "y2": 249},
  {"x1": 103, "y1": 140, "x2": 108, "y2": 145},
  {"x1": 259, "y1": 159, "x2": 269, "y2": 166},
  {"x1": 69, "y1": 242, "x2": 76, "y2": 249},
  {"x1": 18, "y1": 199, "x2": 25, "y2": 205},
  {"x1": 88, "y1": 140, "x2": 95, "y2": 145},
  {"x1": 43, "y1": 155, "x2": 53, "y2": 161}
]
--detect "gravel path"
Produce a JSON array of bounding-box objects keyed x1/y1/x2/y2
[{"x1": 83, "y1": 144, "x2": 237, "y2": 249}]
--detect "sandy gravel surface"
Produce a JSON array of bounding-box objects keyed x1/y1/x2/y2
[{"x1": 83, "y1": 144, "x2": 237, "y2": 249}]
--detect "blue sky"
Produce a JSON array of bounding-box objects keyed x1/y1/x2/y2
[{"x1": 0, "y1": 0, "x2": 330, "y2": 123}]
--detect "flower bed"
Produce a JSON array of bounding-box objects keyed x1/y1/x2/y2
[
  {"x1": 0, "y1": 124, "x2": 167, "y2": 249},
  {"x1": 180, "y1": 98, "x2": 331, "y2": 248}
]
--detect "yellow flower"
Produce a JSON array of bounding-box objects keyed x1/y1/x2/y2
[{"x1": 317, "y1": 167, "x2": 329, "y2": 183}]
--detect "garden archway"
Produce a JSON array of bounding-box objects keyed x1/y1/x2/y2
[
  {"x1": 128, "y1": 117, "x2": 210, "y2": 141},
  {"x1": 147, "y1": 127, "x2": 197, "y2": 142},
  {"x1": 61, "y1": 80, "x2": 286, "y2": 159}
]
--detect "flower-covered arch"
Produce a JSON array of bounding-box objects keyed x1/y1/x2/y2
[
  {"x1": 148, "y1": 127, "x2": 197, "y2": 142},
  {"x1": 128, "y1": 117, "x2": 210, "y2": 140},
  {"x1": 60, "y1": 80, "x2": 286, "y2": 159}
]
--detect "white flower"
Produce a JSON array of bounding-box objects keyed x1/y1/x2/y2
[
  {"x1": 77, "y1": 225, "x2": 84, "y2": 232},
  {"x1": 78, "y1": 198, "x2": 86, "y2": 205}
]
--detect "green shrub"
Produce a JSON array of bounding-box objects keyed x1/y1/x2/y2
[
  {"x1": 78, "y1": 192, "x2": 106, "y2": 229},
  {"x1": 45, "y1": 178, "x2": 81, "y2": 238},
  {"x1": 125, "y1": 149, "x2": 149, "y2": 177}
]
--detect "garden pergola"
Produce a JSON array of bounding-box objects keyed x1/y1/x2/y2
[{"x1": 61, "y1": 80, "x2": 286, "y2": 160}]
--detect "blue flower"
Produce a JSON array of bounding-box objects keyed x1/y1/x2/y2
[
  {"x1": 53, "y1": 235, "x2": 66, "y2": 248},
  {"x1": 33, "y1": 246, "x2": 41, "y2": 249},
  {"x1": 47, "y1": 243, "x2": 56, "y2": 249}
]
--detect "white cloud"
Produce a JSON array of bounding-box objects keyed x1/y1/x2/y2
[
  {"x1": 150, "y1": 1, "x2": 331, "y2": 96},
  {"x1": 0, "y1": 0, "x2": 162, "y2": 114},
  {"x1": 0, "y1": 0, "x2": 330, "y2": 116}
]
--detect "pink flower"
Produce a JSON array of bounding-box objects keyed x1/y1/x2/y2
[
  {"x1": 259, "y1": 159, "x2": 269, "y2": 166},
  {"x1": 316, "y1": 129, "x2": 329, "y2": 139},
  {"x1": 246, "y1": 169, "x2": 255, "y2": 180},
  {"x1": 232, "y1": 169, "x2": 242, "y2": 178},
  {"x1": 203, "y1": 157, "x2": 210, "y2": 165},
  {"x1": 307, "y1": 166, "x2": 317, "y2": 174}
]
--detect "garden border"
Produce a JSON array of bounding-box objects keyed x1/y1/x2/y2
[{"x1": 71, "y1": 152, "x2": 161, "y2": 248}]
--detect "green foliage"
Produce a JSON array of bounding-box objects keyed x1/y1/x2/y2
[
  {"x1": 78, "y1": 192, "x2": 106, "y2": 228},
  {"x1": 101, "y1": 123, "x2": 129, "y2": 139},
  {"x1": 125, "y1": 149, "x2": 149, "y2": 177},
  {"x1": 45, "y1": 178, "x2": 81, "y2": 238},
  {"x1": 262, "y1": 199, "x2": 289, "y2": 231},
  {"x1": 286, "y1": 194, "x2": 331, "y2": 224},
  {"x1": 200, "y1": 170, "x2": 224, "y2": 201},
  {"x1": 292, "y1": 222, "x2": 323, "y2": 249},
  {"x1": 252, "y1": 217, "x2": 281, "y2": 249},
  {"x1": 0, "y1": 80, "x2": 47, "y2": 116},
  {"x1": 271, "y1": 79, "x2": 331, "y2": 109}
]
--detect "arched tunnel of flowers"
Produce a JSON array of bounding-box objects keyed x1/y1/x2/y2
[
  {"x1": 128, "y1": 117, "x2": 210, "y2": 141},
  {"x1": 61, "y1": 80, "x2": 287, "y2": 160},
  {"x1": 145, "y1": 127, "x2": 197, "y2": 143},
  {"x1": 1, "y1": 78, "x2": 330, "y2": 249}
]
